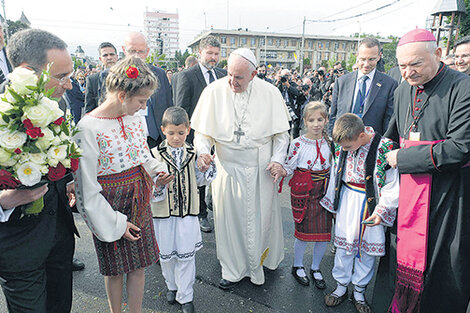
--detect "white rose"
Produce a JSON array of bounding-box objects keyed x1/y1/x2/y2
[
  {"x1": 39, "y1": 97, "x2": 64, "y2": 122},
  {"x1": 47, "y1": 157, "x2": 59, "y2": 167},
  {"x1": 8, "y1": 68, "x2": 38, "y2": 96},
  {"x1": 61, "y1": 158, "x2": 71, "y2": 169},
  {"x1": 16, "y1": 162, "x2": 42, "y2": 186},
  {"x1": 23, "y1": 103, "x2": 54, "y2": 128},
  {"x1": 0, "y1": 99, "x2": 13, "y2": 126},
  {"x1": 59, "y1": 132, "x2": 69, "y2": 141},
  {"x1": 30, "y1": 152, "x2": 47, "y2": 166},
  {"x1": 0, "y1": 130, "x2": 27, "y2": 150},
  {"x1": 41, "y1": 127, "x2": 55, "y2": 142},
  {"x1": 40, "y1": 165, "x2": 49, "y2": 175},
  {"x1": 36, "y1": 137, "x2": 51, "y2": 151},
  {"x1": 51, "y1": 136, "x2": 61, "y2": 146},
  {"x1": 0, "y1": 147, "x2": 16, "y2": 167},
  {"x1": 47, "y1": 145, "x2": 67, "y2": 161},
  {"x1": 3, "y1": 90, "x2": 15, "y2": 104}
]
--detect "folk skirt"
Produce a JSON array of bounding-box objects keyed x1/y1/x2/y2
[{"x1": 94, "y1": 166, "x2": 159, "y2": 276}]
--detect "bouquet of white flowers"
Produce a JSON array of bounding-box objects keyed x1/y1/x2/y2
[{"x1": 0, "y1": 66, "x2": 82, "y2": 215}]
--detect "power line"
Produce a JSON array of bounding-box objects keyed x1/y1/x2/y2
[{"x1": 318, "y1": 0, "x2": 375, "y2": 20}]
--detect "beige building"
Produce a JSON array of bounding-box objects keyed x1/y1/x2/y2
[
  {"x1": 188, "y1": 29, "x2": 390, "y2": 69},
  {"x1": 144, "y1": 10, "x2": 179, "y2": 57}
]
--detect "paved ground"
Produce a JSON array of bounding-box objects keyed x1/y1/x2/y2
[{"x1": 0, "y1": 188, "x2": 378, "y2": 313}]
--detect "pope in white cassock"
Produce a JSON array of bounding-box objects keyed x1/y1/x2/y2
[{"x1": 192, "y1": 48, "x2": 291, "y2": 288}]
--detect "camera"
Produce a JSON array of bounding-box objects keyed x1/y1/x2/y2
[
  {"x1": 280, "y1": 75, "x2": 288, "y2": 83},
  {"x1": 301, "y1": 85, "x2": 310, "y2": 91}
]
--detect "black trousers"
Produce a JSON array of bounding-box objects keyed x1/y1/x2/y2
[
  {"x1": 0, "y1": 215, "x2": 75, "y2": 313},
  {"x1": 198, "y1": 186, "x2": 208, "y2": 219}
]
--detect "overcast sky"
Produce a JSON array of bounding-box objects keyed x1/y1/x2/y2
[{"x1": 8, "y1": 0, "x2": 438, "y2": 58}]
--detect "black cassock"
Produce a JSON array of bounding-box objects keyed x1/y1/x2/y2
[{"x1": 374, "y1": 64, "x2": 470, "y2": 313}]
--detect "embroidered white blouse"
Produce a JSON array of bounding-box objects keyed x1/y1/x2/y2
[
  {"x1": 74, "y1": 114, "x2": 167, "y2": 242},
  {"x1": 283, "y1": 135, "x2": 331, "y2": 176}
]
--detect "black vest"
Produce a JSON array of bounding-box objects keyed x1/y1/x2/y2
[{"x1": 332, "y1": 134, "x2": 382, "y2": 215}]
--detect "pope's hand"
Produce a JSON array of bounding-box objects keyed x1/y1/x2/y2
[
  {"x1": 197, "y1": 153, "x2": 213, "y2": 172},
  {"x1": 385, "y1": 150, "x2": 399, "y2": 168},
  {"x1": 266, "y1": 162, "x2": 285, "y2": 183}
]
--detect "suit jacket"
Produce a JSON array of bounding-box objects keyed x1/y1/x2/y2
[
  {"x1": 84, "y1": 72, "x2": 100, "y2": 113},
  {"x1": 387, "y1": 66, "x2": 402, "y2": 83},
  {"x1": 147, "y1": 65, "x2": 173, "y2": 142},
  {"x1": 172, "y1": 64, "x2": 226, "y2": 142},
  {"x1": 0, "y1": 47, "x2": 12, "y2": 85},
  {"x1": 329, "y1": 70, "x2": 398, "y2": 135}
]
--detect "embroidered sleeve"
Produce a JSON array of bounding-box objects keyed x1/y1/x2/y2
[
  {"x1": 375, "y1": 138, "x2": 393, "y2": 191},
  {"x1": 320, "y1": 163, "x2": 337, "y2": 213},
  {"x1": 373, "y1": 166, "x2": 399, "y2": 227},
  {"x1": 283, "y1": 139, "x2": 301, "y2": 176},
  {"x1": 151, "y1": 173, "x2": 167, "y2": 203}
]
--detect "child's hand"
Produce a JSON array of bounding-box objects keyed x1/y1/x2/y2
[
  {"x1": 155, "y1": 173, "x2": 174, "y2": 186},
  {"x1": 197, "y1": 153, "x2": 215, "y2": 172},
  {"x1": 266, "y1": 162, "x2": 285, "y2": 183},
  {"x1": 123, "y1": 222, "x2": 141, "y2": 241},
  {"x1": 363, "y1": 214, "x2": 382, "y2": 227}
]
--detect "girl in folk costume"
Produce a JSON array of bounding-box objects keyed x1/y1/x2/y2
[
  {"x1": 280, "y1": 102, "x2": 334, "y2": 289},
  {"x1": 74, "y1": 56, "x2": 168, "y2": 313},
  {"x1": 150, "y1": 107, "x2": 216, "y2": 313}
]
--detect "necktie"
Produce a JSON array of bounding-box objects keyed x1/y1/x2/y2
[
  {"x1": 207, "y1": 70, "x2": 215, "y2": 84},
  {"x1": 352, "y1": 75, "x2": 369, "y2": 116},
  {"x1": 0, "y1": 69, "x2": 5, "y2": 85}
]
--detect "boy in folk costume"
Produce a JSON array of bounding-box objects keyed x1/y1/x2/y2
[
  {"x1": 320, "y1": 114, "x2": 398, "y2": 313},
  {"x1": 151, "y1": 107, "x2": 216, "y2": 313}
]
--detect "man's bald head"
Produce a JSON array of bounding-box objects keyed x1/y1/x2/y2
[
  {"x1": 122, "y1": 32, "x2": 149, "y2": 60},
  {"x1": 227, "y1": 53, "x2": 257, "y2": 93}
]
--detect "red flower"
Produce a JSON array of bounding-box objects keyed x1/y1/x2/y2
[
  {"x1": 295, "y1": 142, "x2": 300, "y2": 147},
  {"x1": 293, "y1": 151, "x2": 297, "y2": 155},
  {"x1": 0, "y1": 169, "x2": 20, "y2": 190},
  {"x1": 54, "y1": 117, "x2": 65, "y2": 125},
  {"x1": 47, "y1": 163, "x2": 67, "y2": 181},
  {"x1": 26, "y1": 127, "x2": 44, "y2": 139},
  {"x1": 126, "y1": 66, "x2": 139, "y2": 79},
  {"x1": 14, "y1": 148, "x2": 22, "y2": 154},
  {"x1": 70, "y1": 158, "x2": 79, "y2": 172},
  {"x1": 23, "y1": 119, "x2": 34, "y2": 130}
]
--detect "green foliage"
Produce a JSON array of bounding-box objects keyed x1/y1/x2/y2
[
  {"x1": 72, "y1": 56, "x2": 85, "y2": 70},
  {"x1": 146, "y1": 51, "x2": 167, "y2": 67},
  {"x1": 5, "y1": 20, "x2": 30, "y2": 39},
  {"x1": 458, "y1": 0, "x2": 470, "y2": 37},
  {"x1": 218, "y1": 59, "x2": 228, "y2": 68},
  {"x1": 174, "y1": 49, "x2": 192, "y2": 67},
  {"x1": 320, "y1": 60, "x2": 329, "y2": 68},
  {"x1": 303, "y1": 58, "x2": 311, "y2": 66},
  {"x1": 346, "y1": 54, "x2": 356, "y2": 72}
]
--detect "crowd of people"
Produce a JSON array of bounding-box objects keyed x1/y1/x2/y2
[{"x1": 0, "y1": 25, "x2": 469, "y2": 313}]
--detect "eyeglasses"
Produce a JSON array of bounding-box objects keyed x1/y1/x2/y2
[
  {"x1": 125, "y1": 49, "x2": 148, "y2": 56},
  {"x1": 28, "y1": 65, "x2": 74, "y2": 86}
]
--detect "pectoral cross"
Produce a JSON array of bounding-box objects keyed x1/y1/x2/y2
[{"x1": 234, "y1": 126, "x2": 245, "y2": 143}]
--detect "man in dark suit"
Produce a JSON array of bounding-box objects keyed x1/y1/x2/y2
[
  {"x1": 84, "y1": 42, "x2": 118, "y2": 113},
  {"x1": 172, "y1": 35, "x2": 226, "y2": 233},
  {"x1": 122, "y1": 32, "x2": 173, "y2": 148},
  {"x1": 0, "y1": 29, "x2": 78, "y2": 313},
  {"x1": 0, "y1": 24, "x2": 12, "y2": 84},
  {"x1": 329, "y1": 37, "x2": 398, "y2": 135}
]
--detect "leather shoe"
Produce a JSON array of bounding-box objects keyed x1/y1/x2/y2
[
  {"x1": 219, "y1": 278, "x2": 237, "y2": 290},
  {"x1": 72, "y1": 258, "x2": 85, "y2": 271},
  {"x1": 350, "y1": 292, "x2": 373, "y2": 313},
  {"x1": 199, "y1": 217, "x2": 212, "y2": 233},
  {"x1": 181, "y1": 301, "x2": 195, "y2": 313},
  {"x1": 166, "y1": 290, "x2": 176, "y2": 305},
  {"x1": 325, "y1": 290, "x2": 348, "y2": 307},
  {"x1": 291, "y1": 266, "x2": 309, "y2": 286},
  {"x1": 310, "y1": 269, "x2": 326, "y2": 289}
]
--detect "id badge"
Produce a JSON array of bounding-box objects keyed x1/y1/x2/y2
[{"x1": 409, "y1": 131, "x2": 421, "y2": 141}]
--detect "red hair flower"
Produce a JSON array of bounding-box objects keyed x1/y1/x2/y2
[{"x1": 126, "y1": 66, "x2": 139, "y2": 79}]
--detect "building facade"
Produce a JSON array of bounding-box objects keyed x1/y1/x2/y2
[
  {"x1": 144, "y1": 10, "x2": 179, "y2": 58},
  {"x1": 188, "y1": 29, "x2": 390, "y2": 69}
]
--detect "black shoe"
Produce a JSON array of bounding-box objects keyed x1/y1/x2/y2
[
  {"x1": 199, "y1": 217, "x2": 212, "y2": 233},
  {"x1": 166, "y1": 290, "x2": 176, "y2": 305},
  {"x1": 291, "y1": 266, "x2": 310, "y2": 286},
  {"x1": 181, "y1": 301, "x2": 195, "y2": 313},
  {"x1": 72, "y1": 258, "x2": 85, "y2": 271},
  {"x1": 219, "y1": 278, "x2": 237, "y2": 290},
  {"x1": 350, "y1": 292, "x2": 373, "y2": 313},
  {"x1": 310, "y1": 269, "x2": 326, "y2": 289}
]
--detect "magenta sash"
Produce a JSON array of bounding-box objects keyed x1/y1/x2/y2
[{"x1": 389, "y1": 138, "x2": 443, "y2": 313}]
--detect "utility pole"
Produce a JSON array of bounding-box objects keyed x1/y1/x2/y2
[{"x1": 300, "y1": 16, "x2": 306, "y2": 74}]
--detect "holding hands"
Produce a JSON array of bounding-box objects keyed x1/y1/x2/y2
[
  {"x1": 197, "y1": 153, "x2": 215, "y2": 172},
  {"x1": 266, "y1": 162, "x2": 287, "y2": 183}
]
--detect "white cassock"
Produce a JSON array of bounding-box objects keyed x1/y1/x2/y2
[{"x1": 192, "y1": 76, "x2": 291, "y2": 285}]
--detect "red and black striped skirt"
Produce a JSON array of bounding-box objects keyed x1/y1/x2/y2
[{"x1": 94, "y1": 166, "x2": 159, "y2": 276}]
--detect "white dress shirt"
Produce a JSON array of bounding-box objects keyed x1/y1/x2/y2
[
  {"x1": 199, "y1": 63, "x2": 216, "y2": 86},
  {"x1": 352, "y1": 68, "x2": 376, "y2": 106}
]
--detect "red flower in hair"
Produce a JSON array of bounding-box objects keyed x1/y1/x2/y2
[
  {"x1": 126, "y1": 66, "x2": 139, "y2": 79},
  {"x1": 54, "y1": 117, "x2": 65, "y2": 126}
]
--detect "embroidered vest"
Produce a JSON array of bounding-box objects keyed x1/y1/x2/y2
[
  {"x1": 150, "y1": 142, "x2": 200, "y2": 218},
  {"x1": 332, "y1": 134, "x2": 381, "y2": 214}
]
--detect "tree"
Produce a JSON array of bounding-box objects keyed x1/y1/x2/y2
[
  {"x1": 346, "y1": 54, "x2": 357, "y2": 72},
  {"x1": 5, "y1": 20, "x2": 29, "y2": 40},
  {"x1": 175, "y1": 49, "x2": 192, "y2": 67},
  {"x1": 458, "y1": 0, "x2": 470, "y2": 37},
  {"x1": 218, "y1": 59, "x2": 227, "y2": 68},
  {"x1": 146, "y1": 51, "x2": 166, "y2": 67}
]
